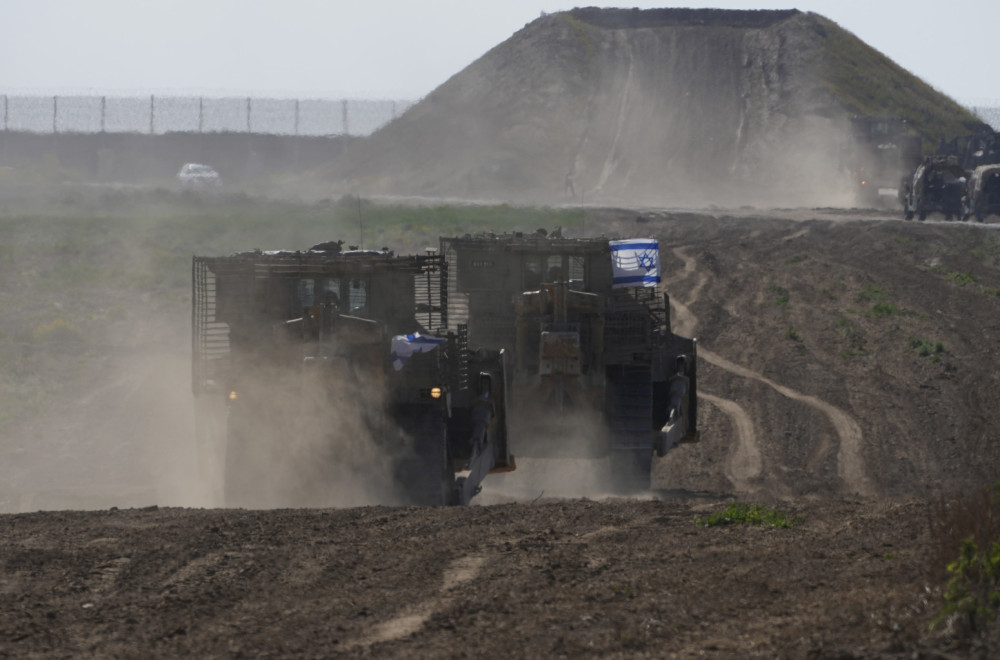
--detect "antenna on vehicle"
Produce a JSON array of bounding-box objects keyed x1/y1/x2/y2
[{"x1": 356, "y1": 195, "x2": 364, "y2": 250}]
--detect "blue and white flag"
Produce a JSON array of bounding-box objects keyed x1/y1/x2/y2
[
  {"x1": 391, "y1": 333, "x2": 445, "y2": 371},
  {"x1": 610, "y1": 239, "x2": 660, "y2": 288}
]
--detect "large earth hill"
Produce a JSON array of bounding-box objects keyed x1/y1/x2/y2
[{"x1": 326, "y1": 7, "x2": 980, "y2": 207}]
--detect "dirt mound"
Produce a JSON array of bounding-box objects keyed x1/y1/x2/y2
[
  {"x1": 568, "y1": 7, "x2": 800, "y2": 29},
  {"x1": 328, "y1": 8, "x2": 979, "y2": 207}
]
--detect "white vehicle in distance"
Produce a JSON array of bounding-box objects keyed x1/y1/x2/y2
[{"x1": 177, "y1": 163, "x2": 222, "y2": 188}]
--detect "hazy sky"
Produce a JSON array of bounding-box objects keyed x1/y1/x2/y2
[{"x1": 1, "y1": 0, "x2": 997, "y2": 104}]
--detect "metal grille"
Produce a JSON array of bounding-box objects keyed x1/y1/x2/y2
[
  {"x1": 413, "y1": 258, "x2": 448, "y2": 334},
  {"x1": 605, "y1": 298, "x2": 651, "y2": 345},
  {"x1": 192, "y1": 251, "x2": 448, "y2": 394},
  {"x1": 192, "y1": 257, "x2": 233, "y2": 395},
  {"x1": 604, "y1": 287, "x2": 665, "y2": 361},
  {"x1": 606, "y1": 364, "x2": 653, "y2": 450},
  {"x1": 443, "y1": 242, "x2": 470, "y2": 329},
  {"x1": 455, "y1": 323, "x2": 470, "y2": 393},
  {"x1": 468, "y1": 307, "x2": 517, "y2": 353}
]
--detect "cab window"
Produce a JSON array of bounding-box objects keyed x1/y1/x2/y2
[{"x1": 348, "y1": 279, "x2": 367, "y2": 315}]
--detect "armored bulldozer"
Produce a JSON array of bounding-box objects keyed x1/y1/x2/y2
[
  {"x1": 846, "y1": 116, "x2": 922, "y2": 208},
  {"x1": 902, "y1": 155, "x2": 968, "y2": 221},
  {"x1": 192, "y1": 242, "x2": 513, "y2": 508},
  {"x1": 962, "y1": 163, "x2": 1000, "y2": 222},
  {"x1": 935, "y1": 128, "x2": 1000, "y2": 171},
  {"x1": 439, "y1": 231, "x2": 698, "y2": 492}
]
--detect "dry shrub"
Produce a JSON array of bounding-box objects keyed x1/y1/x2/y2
[{"x1": 32, "y1": 318, "x2": 84, "y2": 344}]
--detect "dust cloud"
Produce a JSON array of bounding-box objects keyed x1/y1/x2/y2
[
  {"x1": 477, "y1": 457, "x2": 624, "y2": 504},
  {"x1": 0, "y1": 335, "x2": 203, "y2": 514},
  {"x1": 1, "y1": 337, "x2": 435, "y2": 513},
  {"x1": 478, "y1": 409, "x2": 656, "y2": 504},
  {"x1": 216, "y1": 359, "x2": 412, "y2": 510},
  {"x1": 0, "y1": 204, "x2": 415, "y2": 513}
]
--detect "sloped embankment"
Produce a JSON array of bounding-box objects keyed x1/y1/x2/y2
[{"x1": 330, "y1": 8, "x2": 980, "y2": 207}]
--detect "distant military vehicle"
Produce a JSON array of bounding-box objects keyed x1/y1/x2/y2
[
  {"x1": 439, "y1": 231, "x2": 698, "y2": 492},
  {"x1": 847, "y1": 116, "x2": 922, "y2": 207},
  {"x1": 192, "y1": 242, "x2": 513, "y2": 507},
  {"x1": 935, "y1": 128, "x2": 1000, "y2": 171},
  {"x1": 901, "y1": 156, "x2": 968, "y2": 221},
  {"x1": 962, "y1": 164, "x2": 1000, "y2": 222}
]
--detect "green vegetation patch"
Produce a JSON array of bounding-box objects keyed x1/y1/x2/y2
[
  {"x1": 908, "y1": 336, "x2": 944, "y2": 361},
  {"x1": 695, "y1": 502, "x2": 801, "y2": 529},
  {"x1": 946, "y1": 271, "x2": 978, "y2": 287},
  {"x1": 836, "y1": 315, "x2": 867, "y2": 357},
  {"x1": 861, "y1": 301, "x2": 909, "y2": 318},
  {"x1": 770, "y1": 285, "x2": 790, "y2": 307},
  {"x1": 969, "y1": 236, "x2": 1000, "y2": 259},
  {"x1": 920, "y1": 263, "x2": 1000, "y2": 300},
  {"x1": 852, "y1": 284, "x2": 912, "y2": 318},
  {"x1": 559, "y1": 13, "x2": 597, "y2": 61},
  {"x1": 933, "y1": 482, "x2": 1000, "y2": 635},
  {"x1": 854, "y1": 284, "x2": 886, "y2": 303}
]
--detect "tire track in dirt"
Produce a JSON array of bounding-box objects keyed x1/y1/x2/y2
[
  {"x1": 698, "y1": 392, "x2": 762, "y2": 492},
  {"x1": 341, "y1": 553, "x2": 487, "y2": 650},
  {"x1": 341, "y1": 514, "x2": 662, "y2": 650},
  {"x1": 699, "y1": 349, "x2": 872, "y2": 496},
  {"x1": 666, "y1": 246, "x2": 873, "y2": 496},
  {"x1": 663, "y1": 248, "x2": 762, "y2": 490},
  {"x1": 577, "y1": 511, "x2": 666, "y2": 540}
]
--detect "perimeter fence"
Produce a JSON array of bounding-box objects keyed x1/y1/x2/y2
[
  {"x1": 0, "y1": 95, "x2": 416, "y2": 137},
  {"x1": 2, "y1": 94, "x2": 995, "y2": 136}
]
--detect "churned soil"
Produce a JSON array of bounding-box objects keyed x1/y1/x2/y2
[
  {"x1": 0, "y1": 497, "x2": 962, "y2": 659},
  {"x1": 2, "y1": 207, "x2": 999, "y2": 657}
]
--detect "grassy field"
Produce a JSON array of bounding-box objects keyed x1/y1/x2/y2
[{"x1": 0, "y1": 188, "x2": 586, "y2": 432}]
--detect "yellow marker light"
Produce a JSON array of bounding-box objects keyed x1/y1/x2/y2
[
  {"x1": 430, "y1": 387, "x2": 442, "y2": 399},
  {"x1": 228, "y1": 390, "x2": 238, "y2": 401}
]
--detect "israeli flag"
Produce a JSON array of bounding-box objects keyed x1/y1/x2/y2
[
  {"x1": 610, "y1": 239, "x2": 660, "y2": 288},
  {"x1": 391, "y1": 333, "x2": 445, "y2": 371}
]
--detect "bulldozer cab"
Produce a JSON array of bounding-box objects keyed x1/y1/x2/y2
[
  {"x1": 441, "y1": 233, "x2": 625, "y2": 352},
  {"x1": 193, "y1": 245, "x2": 447, "y2": 394},
  {"x1": 847, "y1": 116, "x2": 922, "y2": 207}
]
